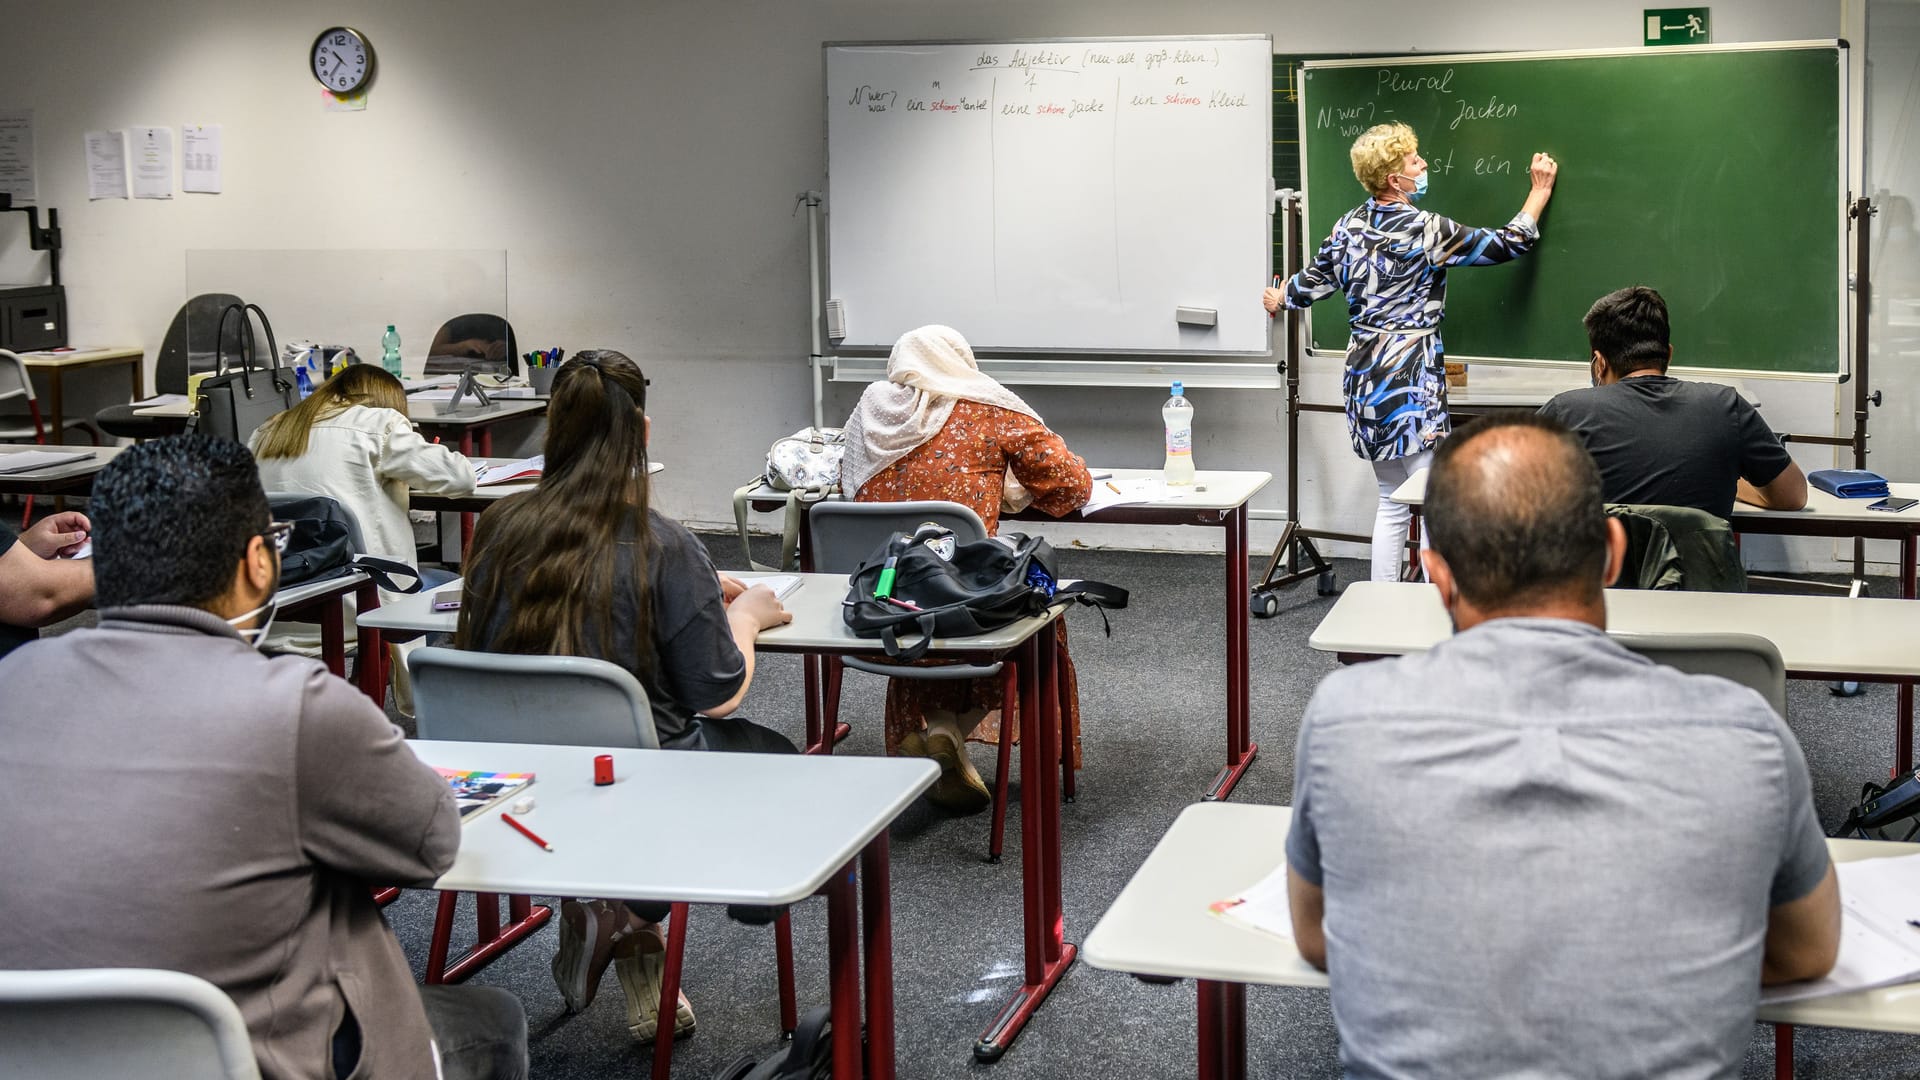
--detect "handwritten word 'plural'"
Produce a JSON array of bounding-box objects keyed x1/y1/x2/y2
[
  {"x1": 1377, "y1": 68, "x2": 1456, "y2": 96},
  {"x1": 1450, "y1": 95, "x2": 1518, "y2": 130}
]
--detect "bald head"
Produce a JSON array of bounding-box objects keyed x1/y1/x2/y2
[{"x1": 1425, "y1": 416, "x2": 1610, "y2": 613}]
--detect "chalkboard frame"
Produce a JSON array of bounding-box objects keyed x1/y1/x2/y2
[
  {"x1": 821, "y1": 34, "x2": 1277, "y2": 360},
  {"x1": 1297, "y1": 40, "x2": 1851, "y2": 382}
]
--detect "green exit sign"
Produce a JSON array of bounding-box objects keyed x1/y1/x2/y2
[{"x1": 1645, "y1": 8, "x2": 1711, "y2": 46}]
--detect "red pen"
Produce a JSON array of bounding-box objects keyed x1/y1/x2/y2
[{"x1": 502, "y1": 813, "x2": 553, "y2": 852}]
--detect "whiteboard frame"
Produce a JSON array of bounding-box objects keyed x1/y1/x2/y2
[
  {"x1": 1295, "y1": 39, "x2": 1851, "y2": 384},
  {"x1": 821, "y1": 34, "x2": 1277, "y2": 371}
]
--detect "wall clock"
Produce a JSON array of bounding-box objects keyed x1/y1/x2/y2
[{"x1": 311, "y1": 27, "x2": 374, "y2": 95}]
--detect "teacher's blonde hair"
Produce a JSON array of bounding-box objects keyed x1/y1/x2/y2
[{"x1": 1351, "y1": 122, "x2": 1419, "y2": 197}]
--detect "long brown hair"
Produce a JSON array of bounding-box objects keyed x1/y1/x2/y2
[
  {"x1": 456, "y1": 351, "x2": 655, "y2": 677},
  {"x1": 252, "y1": 363, "x2": 409, "y2": 459}
]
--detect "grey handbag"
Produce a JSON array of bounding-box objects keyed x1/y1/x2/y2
[{"x1": 192, "y1": 302, "x2": 294, "y2": 442}]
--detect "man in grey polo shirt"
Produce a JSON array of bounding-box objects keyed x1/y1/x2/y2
[{"x1": 1286, "y1": 415, "x2": 1839, "y2": 1079}]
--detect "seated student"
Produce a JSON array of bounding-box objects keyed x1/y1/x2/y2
[
  {"x1": 456, "y1": 350, "x2": 793, "y2": 1044},
  {"x1": 0, "y1": 510, "x2": 93, "y2": 659},
  {"x1": 838, "y1": 324, "x2": 1093, "y2": 811},
  {"x1": 1285, "y1": 415, "x2": 1838, "y2": 1079},
  {"x1": 1540, "y1": 285, "x2": 1807, "y2": 518},
  {"x1": 251, "y1": 363, "x2": 475, "y2": 708},
  {"x1": 0, "y1": 436, "x2": 526, "y2": 1080}
]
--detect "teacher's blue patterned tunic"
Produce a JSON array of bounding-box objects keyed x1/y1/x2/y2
[{"x1": 1285, "y1": 199, "x2": 1539, "y2": 461}]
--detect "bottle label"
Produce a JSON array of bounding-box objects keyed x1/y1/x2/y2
[{"x1": 1166, "y1": 427, "x2": 1192, "y2": 455}]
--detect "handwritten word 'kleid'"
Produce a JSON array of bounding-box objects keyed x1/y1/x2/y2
[
  {"x1": 1450, "y1": 95, "x2": 1517, "y2": 130},
  {"x1": 1376, "y1": 68, "x2": 1456, "y2": 96},
  {"x1": 1209, "y1": 90, "x2": 1248, "y2": 108}
]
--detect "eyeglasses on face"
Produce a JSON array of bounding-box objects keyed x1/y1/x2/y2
[{"x1": 261, "y1": 521, "x2": 293, "y2": 554}]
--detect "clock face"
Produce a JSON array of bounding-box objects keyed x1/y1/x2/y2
[{"x1": 311, "y1": 28, "x2": 372, "y2": 94}]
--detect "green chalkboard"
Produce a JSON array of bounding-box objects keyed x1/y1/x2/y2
[{"x1": 1299, "y1": 44, "x2": 1846, "y2": 376}]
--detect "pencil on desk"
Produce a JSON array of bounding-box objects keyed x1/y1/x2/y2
[
  {"x1": 503, "y1": 813, "x2": 554, "y2": 852},
  {"x1": 1106, "y1": 481, "x2": 1122, "y2": 494}
]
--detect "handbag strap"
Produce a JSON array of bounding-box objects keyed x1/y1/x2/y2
[{"x1": 348, "y1": 555, "x2": 424, "y2": 594}]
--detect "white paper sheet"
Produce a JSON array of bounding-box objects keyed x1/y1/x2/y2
[
  {"x1": 1761, "y1": 853, "x2": 1920, "y2": 1005},
  {"x1": 0, "y1": 109, "x2": 35, "y2": 204},
  {"x1": 181, "y1": 123, "x2": 221, "y2": 193},
  {"x1": 129, "y1": 126, "x2": 173, "y2": 199},
  {"x1": 0, "y1": 449, "x2": 94, "y2": 475},
  {"x1": 475, "y1": 455, "x2": 545, "y2": 487},
  {"x1": 1211, "y1": 864, "x2": 1296, "y2": 942},
  {"x1": 84, "y1": 130, "x2": 127, "y2": 200},
  {"x1": 737, "y1": 574, "x2": 804, "y2": 601}
]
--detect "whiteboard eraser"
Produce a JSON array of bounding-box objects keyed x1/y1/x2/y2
[
  {"x1": 825, "y1": 299, "x2": 847, "y2": 340},
  {"x1": 1176, "y1": 306, "x2": 1218, "y2": 327}
]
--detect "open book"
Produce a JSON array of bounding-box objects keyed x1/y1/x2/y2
[
  {"x1": 475, "y1": 455, "x2": 544, "y2": 487},
  {"x1": 1210, "y1": 863, "x2": 1295, "y2": 942},
  {"x1": 436, "y1": 768, "x2": 535, "y2": 821},
  {"x1": 1761, "y1": 852, "x2": 1920, "y2": 1005}
]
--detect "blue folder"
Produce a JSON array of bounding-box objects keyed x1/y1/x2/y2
[{"x1": 1807, "y1": 469, "x2": 1890, "y2": 499}]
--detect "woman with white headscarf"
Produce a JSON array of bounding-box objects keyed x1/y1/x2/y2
[{"x1": 841, "y1": 325, "x2": 1092, "y2": 812}]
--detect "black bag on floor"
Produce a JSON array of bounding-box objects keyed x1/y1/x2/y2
[
  {"x1": 1834, "y1": 768, "x2": 1920, "y2": 842},
  {"x1": 842, "y1": 523, "x2": 1127, "y2": 661},
  {"x1": 711, "y1": 1006, "x2": 833, "y2": 1080},
  {"x1": 272, "y1": 494, "x2": 424, "y2": 594}
]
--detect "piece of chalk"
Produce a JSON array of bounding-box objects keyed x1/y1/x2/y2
[{"x1": 511, "y1": 797, "x2": 536, "y2": 815}]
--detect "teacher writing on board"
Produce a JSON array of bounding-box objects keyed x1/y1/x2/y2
[{"x1": 1263, "y1": 122, "x2": 1557, "y2": 582}]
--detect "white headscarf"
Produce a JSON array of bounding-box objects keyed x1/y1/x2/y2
[{"x1": 839, "y1": 325, "x2": 1041, "y2": 499}]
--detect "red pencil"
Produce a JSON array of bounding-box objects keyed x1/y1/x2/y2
[{"x1": 502, "y1": 813, "x2": 554, "y2": 852}]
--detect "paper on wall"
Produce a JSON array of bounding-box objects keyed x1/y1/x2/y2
[
  {"x1": 0, "y1": 109, "x2": 35, "y2": 204},
  {"x1": 84, "y1": 130, "x2": 127, "y2": 200},
  {"x1": 182, "y1": 124, "x2": 221, "y2": 194},
  {"x1": 129, "y1": 125, "x2": 173, "y2": 199}
]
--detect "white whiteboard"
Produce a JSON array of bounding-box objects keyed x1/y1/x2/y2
[{"x1": 825, "y1": 37, "x2": 1273, "y2": 356}]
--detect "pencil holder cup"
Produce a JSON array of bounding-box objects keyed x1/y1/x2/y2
[{"x1": 529, "y1": 363, "x2": 559, "y2": 396}]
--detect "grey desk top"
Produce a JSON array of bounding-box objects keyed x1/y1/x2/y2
[
  {"x1": 413, "y1": 739, "x2": 936, "y2": 904},
  {"x1": 0, "y1": 444, "x2": 122, "y2": 487},
  {"x1": 1391, "y1": 468, "x2": 1920, "y2": 528},
  {"x1": 1082, "y1": 802, "x2": 1920, "y2": 1034},
  {"x1": 1309, "y1": 581, "x2": 1920, "y2": 679}
]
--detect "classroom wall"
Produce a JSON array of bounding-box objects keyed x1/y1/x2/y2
[{"x1": 1, "y1": 0, "x2": 1887, "y2": 571}]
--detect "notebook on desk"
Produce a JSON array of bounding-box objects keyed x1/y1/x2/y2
[
  {"x1": 0, "y1": 449, "x2": 94, "y2": 474},
  {"x1": 436, "y1": 768, "x2": 535, "y2": 821}
]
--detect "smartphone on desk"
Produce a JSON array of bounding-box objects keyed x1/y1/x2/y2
[
  {"x1": 1869, "y1": 496, "x2": 1918, "y2": 513},
  {"x1": 431, "y1": 589, "x2": 463, "y2": 612}
]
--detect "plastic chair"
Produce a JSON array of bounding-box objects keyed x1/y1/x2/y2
[
  {"x1": 1614, "y1": 631, "x2": 1789, "y2": 719},
  {"x1": 408, "y1": 647, "x2": 798, "y2": 1077},
  {"x1": 93, "y1": 293, "x2": 245, "y2": 441},
  {"x1": 808, "y1": 499, "x2": 1040, "y2": 862},
  {"x1": 0, "y1": 348, "x2": 100, "y2": 528},
  {"x1": 0, "y1": 967, "x2": 260, "y2": 1080}
]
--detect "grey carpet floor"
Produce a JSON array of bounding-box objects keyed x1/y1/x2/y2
[{"x1": 365, "y1": 537, "x2": 1920, "y2": 1079}]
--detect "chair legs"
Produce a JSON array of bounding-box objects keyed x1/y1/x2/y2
[
  {"x1": 423, "y1": 892, "x2": 552, "y2": 984},
  {"x1": 647, "y1": 905, "x2": 798, "y2": 1080},
  {"x1": 988, "y1": 663, "x2": 1019, "y2": 864}
]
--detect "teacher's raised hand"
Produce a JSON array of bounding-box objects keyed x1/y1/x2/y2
[
  {"x1": 1530, "y1": 152, "x2": 1559, "y2": 190},
  {"x1": 1263, "y1": 287, "x2": 1283, "y2": 315}
]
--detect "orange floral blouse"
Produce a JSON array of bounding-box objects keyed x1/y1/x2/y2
[{"x1": 853, "y1": 401, "x2": 1091, "y2": 533}]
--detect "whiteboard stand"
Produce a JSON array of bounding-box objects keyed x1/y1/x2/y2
[
  {"x1": 802, "y1": 189, "x2": 829, "y2": 430},
  {"x1": 1250, "y1": 191, "x2": 1341, "y2": 616}
]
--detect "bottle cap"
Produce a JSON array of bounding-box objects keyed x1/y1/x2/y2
[{"x1": 1171, "y1": 380, "x2": 1185, "y2": 395}]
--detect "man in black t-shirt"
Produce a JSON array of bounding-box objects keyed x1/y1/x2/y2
[
  {"x1": 1540, "y1": 286, "x2": 1807, "y2": 520},
  {"x1": 0, "y1": 511, "x2": 95, "y2": 659}
]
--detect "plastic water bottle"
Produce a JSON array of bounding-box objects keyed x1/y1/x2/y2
[
  {"x1": 1163, "y1": 380, "x2": 1195, "y2": 486},
  {"x1": 294, "y1": 363, "x2": 314, "y2": 400},
  {"x1": 381, "y1": 324, "x2": 403, "y2": 377}
]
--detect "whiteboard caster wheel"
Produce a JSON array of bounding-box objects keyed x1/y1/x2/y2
[
  {"x1": 1829, "y1": 680, "x2": 1863, "y2": 697},
  {"x1": 1250, "y1": 592, "x2": 1280, "y2": 619},
  {"x1": 1316, "y1": 570, "x2": 1336, "y2": 596}
]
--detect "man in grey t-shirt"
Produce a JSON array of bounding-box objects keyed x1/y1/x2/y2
[{"x1": 1286, "y1": 415, "x2": 1839, "y2": 1079}]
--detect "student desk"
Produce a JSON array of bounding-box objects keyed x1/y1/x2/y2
[
  {"x1": 1310, "y1": 581, "x2": 1920, "y2": 772},
  {"x1": 129, "y1": 397, "x2": 547, "y2": 457},
  {"x1": 18, "y1": 347, "x2": 145, "y2": 442},
  {"x1": 366, "y1": 573, "x2": 1079, "y2": 1064},
  {"x1": 412, "y1": 738, "x2": 937, "y2": 1080},
  {"x1": 0, "y1": 443, "x2": 122, "y2": 496},
  {"x1": 1084, "y1": 801, "x2": 1920, "y2": 1080},
  {"x1": 745, "y1": 467, "x2": 1274, "y2": 801},
  {"x1": 409, "y1": 461, "x2": 663, "y2": 556},
  {"x1": 275, "y1": 570, "x2": 384, "y2": 703}
]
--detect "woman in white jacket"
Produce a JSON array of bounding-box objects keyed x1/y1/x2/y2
[{"x1": 251, "y1": 363, "x2": 475, "y2": 711}]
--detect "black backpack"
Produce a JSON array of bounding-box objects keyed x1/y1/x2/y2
[
  {"x1": 271, "y1": 494, "x2": 424, "y2": 594},
  {"x1": 842, "y1": 524, "x2": 1126, "y2": 660},
  {"x1": 711, "y1": 1006, "x2": 833, "y2": 1080},
  {"x1": 1835, "y1": 768, "x2": 1920, "y2": 842}
]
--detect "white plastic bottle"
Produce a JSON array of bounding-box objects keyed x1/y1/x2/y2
[{"x1": 1163, "y1": 380, "x2": 1196, "y2": 486}]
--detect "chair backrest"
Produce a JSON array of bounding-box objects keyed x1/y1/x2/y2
[
  {"x1": 425, "y1": 313, "x2": 519, "y2": 377},
  {"x1": 159, "y1": 293, "x2": 246, "y2": 394},
  {"x1": 0, "y1": 349, "x2": 33, "y2": 406},
  {"x1": 1614, "y1": 631, "x2": 1788, "y2": 719},
  {"x1": 265, "y1": 491, "x2": 367, "y2": 553},
  {"x1": 806, "y1": 499, "x2": 989, "y2": 575},
  {"x1": 409, "y1": 646, "x2": 660, "y2": 749},
  {"x1": 0, "y1": 968, "x2": 260, "y2": 1080}
]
